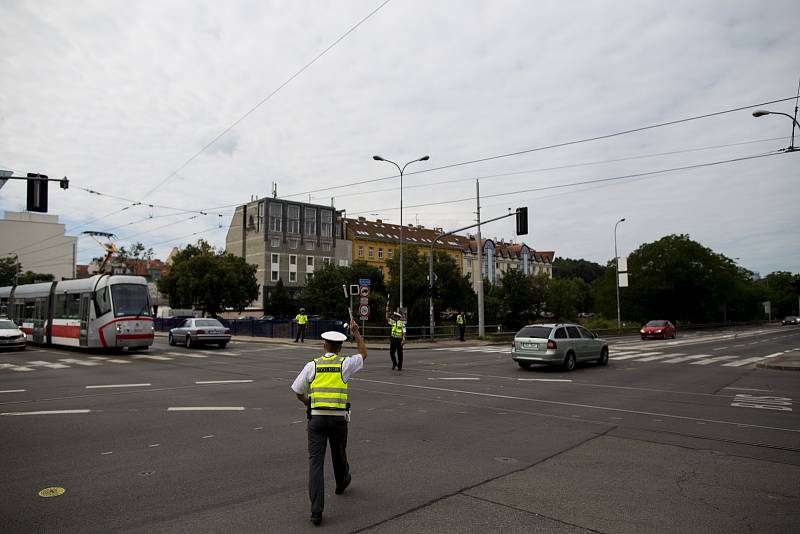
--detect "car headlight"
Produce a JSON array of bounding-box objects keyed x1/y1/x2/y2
[
  {"x1": 640, "y1": 329, "x2": 645, "y2": 333},
  {"x1": 656, "y1": 329, "x2": 662, "y2": 333}
]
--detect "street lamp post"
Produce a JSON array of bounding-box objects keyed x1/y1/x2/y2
[
  {"x1": 614, "y1": 218, "x2": 626, "y2": 330},
  {"x1": 752, "y1": 108, "x2": 800, "y2": 151},
  {"x1": 373, "y1": 155, "x2": 430, "y2": 315}
]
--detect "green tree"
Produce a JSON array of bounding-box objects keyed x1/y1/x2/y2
[
  {"x1": 18, "y1": 271, "x2": 55, "y2": 284},
  {"x1": 553, "y1": 258, "x2": 606, "y2": 284},
  {"x1": 157, "y1": 240, "x2": 258, "y2": 317},
  {"x1": 547, "y1": 278, "x2": 585, "y2": 321},
  {"x1": 299, "y1": 262, "x2": 349, "y2": 319},
  {"x1": 760, "y1": 271, "x2": 800, "y2": 317},
  {"x1": 266, "y1": 278, "x2": 291, "y2": 317},
  {"x1": 0, "y1": 257, "x2": 19, "y2": 286}
]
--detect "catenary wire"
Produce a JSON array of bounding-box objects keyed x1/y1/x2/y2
[{"x1": 138, "y1": 0, "x2": 393, "y2": 200}]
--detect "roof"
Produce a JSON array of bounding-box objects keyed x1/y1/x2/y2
[{"x1": 345, "y1": 218, "x2": 470, "y2": 250}]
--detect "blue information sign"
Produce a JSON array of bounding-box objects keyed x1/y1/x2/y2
[{"x1": 359, "y1": 278, "x2": 371, "y2": 286}]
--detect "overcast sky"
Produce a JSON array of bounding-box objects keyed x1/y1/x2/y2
[{"x1": 1, "y1": 0, "x2": 798, "y2": 276}]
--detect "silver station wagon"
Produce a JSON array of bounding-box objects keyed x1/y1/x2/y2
[
  {"x1": 511, "y1": 323, "x2": 608, "y2": 371},
  {"x1": 168, "y1": 318, "x2": 231, "y2": 348}
]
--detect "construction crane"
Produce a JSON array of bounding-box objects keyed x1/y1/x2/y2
[{"x1": 82, "y1": 231, "x2": 117, "y2": 274}]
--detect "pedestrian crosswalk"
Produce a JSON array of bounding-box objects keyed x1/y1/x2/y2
[{"x1": 432, "y1": 346, "x2": 790, "y2": 368}]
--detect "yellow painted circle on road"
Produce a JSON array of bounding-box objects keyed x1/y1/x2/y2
[{"x1": 38, "y1": 487, "x2": 66, "y2": 498}]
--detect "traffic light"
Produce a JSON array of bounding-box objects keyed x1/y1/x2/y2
[
  {"x1": 60, "y1": 176, "x2": 69, "y2": 189},
  {"x1": 26, "y1": 173, "x2": 48, "y2": 213},
  {"x1": 515, "y1": 207, "x2": 528, "y2": 235}
]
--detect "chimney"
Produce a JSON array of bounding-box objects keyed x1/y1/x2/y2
[
  {"x1": 358, "y1": 216, "x2": 366, "y2": 222},
  {"x1": 376, "y1": 219, "x2": 382, "y2": 223}
]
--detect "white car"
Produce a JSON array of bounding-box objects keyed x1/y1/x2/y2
[{"x1": 0, "y1": 319, "x2": 27, "y2": 351}]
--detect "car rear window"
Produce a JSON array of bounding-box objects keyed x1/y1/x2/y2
[
  {"x1": 516, "y1": 326, "x2": 551, "y2": 339},
  {"x1": 196, "y1": 319, "x2": 223, "y2": 327}
]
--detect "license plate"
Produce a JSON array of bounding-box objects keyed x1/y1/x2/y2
[{"x1": 522, "y1": 342, "x2": 537, "y2": 349}]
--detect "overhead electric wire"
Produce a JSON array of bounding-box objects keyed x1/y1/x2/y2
[
  {"x1": 347, "y1": 150, "x2": 790, "y2": 215},
  {"x1": 331, "y1": 135, "x2": 788, "y2": 201},
  {"x1": 282, "y1": 95, "x2": 799, "y2": 199},
  {"x1": 139, "y1": 0, "x2": 393, "y2": 200}
]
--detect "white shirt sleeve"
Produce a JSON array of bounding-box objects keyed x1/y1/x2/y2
[
  {"x1": 341, "y1": 354, "x2": 364, "y2": 382},
  {"x1": 290, "y1": 361, "x2": 316, "y2": 395}
]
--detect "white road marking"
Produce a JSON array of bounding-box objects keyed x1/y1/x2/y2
[
  {"x1": 712, "y1": 346, "x2": 729, "y2": 351},
  {"x1": 613, "y1": 352, "x2": 662, "y2": 360},
  {"x1": 101, "y1": 451, "x2": 113, "y2": 455},
  {"x1": 202, "y1": 435, "x2": 215, "y2": 439},
  {"x1": 148, "y1": 443, "x2": 160, "y2": 448},
  {"x1": 428, "y1": 377, "x2": 480, "y2": 380},
  {"x1": 169, "y1": 352, "x2": 207, "y2": 358},
  {"x1": 724, "y1": 387, "x2": 772, "y2": 392},
  {"x1": 27, "y1": 360, "x2": 70, "y2": 369},
  {"x1": 167, "y1": 406, "x2": 245, "y2": 411},
  {"x1": 636, "y1": 353, "x2": 685, "y2": 362},
  {"x1": 0, "y1": 389, "x2": 26, "y2": 393},
  {"x1": 690, "y1": 355, "x2": 738, "y2": 365},
  {"x1": 85, "y1": 383, "x2": 152, "y2": 389},
  {"x1": 722, "y1": 356, "x2": 775, "y2": 367},
  {"x1": 215, "y1": 351, "x2": 238, "y2": 356},
  {"x1": 518, "y1": 378, "x2": 572, "y2": 382},
  {"x1": 132, "y1": 355, "x2": 173, "y2": 361},
  {"x1": 662, "y1": 354, "x2": 711, "y2": 363},
  {"x1": 195, "y1": 380, "x2": 253, "y2": 384},
  {"x1": 1, "y1": 409, "x2": 91, "y2": 416},
  {"x1": 0, "y1": 363, "x2": 35, "y2": 372},
  {"x1": 58, "y1": 358, "x2": 101, "y2": 366}
]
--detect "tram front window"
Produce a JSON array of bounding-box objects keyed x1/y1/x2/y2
[{"x1": 110, "y1": 284, "x2": 152, "y2": 317}]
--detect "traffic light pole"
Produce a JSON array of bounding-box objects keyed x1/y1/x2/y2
[{"x1": 427, "y1": 207, "x2": 525, "y2": 341}]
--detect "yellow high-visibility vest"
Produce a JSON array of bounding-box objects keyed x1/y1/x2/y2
[
  {"x1": 456, "y1": 314, "x2": 465, "y2": 325},
  {"x1": 390, "y1": 320, "x2": 404, "y2": 338},
  {"x1": 296, "y1": 314, "x2": 308, "y2": 325},
  {"x1": 309, "y1": 355, "x2": 349, "y2": 411}
]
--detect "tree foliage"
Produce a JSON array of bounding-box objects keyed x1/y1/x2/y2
[
  {"x1": 298, "y1": 261, "x2": 388, "y2": 320},
  {"x1": 759, "y1": 271, "x2": 800, "y2": 317},
  {"x1": 553, "y1": 257, "x2": 606, "y2": 284},
  {"x1": 266, "y1": 278, "x2": 291, "y2": 317},
  {"x1": 157, "y1": 240, "x2": 258, "y2": 316},
  {"x1": 1, "y1": 257, "x2": 56, "y2": 286}
]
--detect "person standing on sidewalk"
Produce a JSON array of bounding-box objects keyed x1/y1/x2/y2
[
  {"x1": 291, "y1": 320, "x2": 368, "y2": 526},
  {"x1": 294, "y1": 308, "x2": 308, "y2": 343},
  {"x1": 456, "y1": 310, "x2": 466, "y2": 341},
  {"x1": 387, "y1": 310, "x2": 406, "y2": 371}
]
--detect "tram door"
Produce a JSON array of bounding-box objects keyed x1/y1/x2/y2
[
  {"x1": 33, "y1": 298, "x2": 47, "y2": 344},
  {"x1": 79, "y1": 293, "x2": 91, "y2": 347}
]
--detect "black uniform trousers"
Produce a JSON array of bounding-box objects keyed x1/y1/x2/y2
[
  {"x1": 389, "y1": 337, "x2": 404, "y2": 369},
  {"x1": 458, "y1": 324, "x2": 465, "y2": 341},
  {"x1": 295, "y1": 324, "x2": 307, "y2": 342},
  {"x1": 308, "y1": 414, "x2": 349, "y2": 514}
]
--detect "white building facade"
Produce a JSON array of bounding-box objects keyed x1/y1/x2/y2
[{"x1": 0, "y1": 211, "x2": 77, "y2": 281}]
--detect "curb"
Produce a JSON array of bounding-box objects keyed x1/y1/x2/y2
[{"x1": 756, "y1": 355, "x2": 800, "y2": 371}]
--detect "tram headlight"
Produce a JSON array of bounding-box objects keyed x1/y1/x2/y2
[{"x1": 115, "y1": 323, "x2": 123, "y2": 334}]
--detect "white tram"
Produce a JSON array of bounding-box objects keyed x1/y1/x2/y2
[{"x1": 0, "y1": 275, "x2": 154, "y2": 349}]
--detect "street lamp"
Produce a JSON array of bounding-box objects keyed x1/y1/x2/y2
[
  {"x1": 752, "y1": 108, "x2": 800, "y2": 151},
  {"x1": 372, "y1": 154, "x2": 430, "y2": 314},
  {"x1": 614, "y1": 218, "x2": 626, "y2": 330}
]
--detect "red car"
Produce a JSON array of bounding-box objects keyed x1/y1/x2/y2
[{"x1": 640, "y1": 320, "x2": 676, "y2": 340}]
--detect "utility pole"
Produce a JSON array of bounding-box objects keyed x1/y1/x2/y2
[{"x1": 476, "y1": 180, "x2": 484, "y2": 339}]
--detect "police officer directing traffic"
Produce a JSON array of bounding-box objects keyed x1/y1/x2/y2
[
  {"x1": 291, "y1": 319, "x2": 368, "y2": 526},
  {"x1": 294, "y1": 307, "x2": 309, "y2": 343}
]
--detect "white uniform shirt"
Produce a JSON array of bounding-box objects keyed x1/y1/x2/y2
[{"x1": 291, "y1": 352, "x2": 364, "y2": 395}]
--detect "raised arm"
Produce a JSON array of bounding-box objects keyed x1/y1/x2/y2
[{"x1": 350, "y1": 319, "x2": 368, "y2": 360}]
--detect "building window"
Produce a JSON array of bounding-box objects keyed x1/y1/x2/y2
[
  {"x1": 320, "y1": 210, "x2": 332, "y2": 237},
  {"x1": 271, "y1": 253, "x2": 280, "y2": 282},
  {"x1": 358, "y1": 245, "x2": 364, "y2": 258},
  {"x1": 322, "y1": 257, "x2": 332, "y2": 265},
  {"x1": 271, "y1": 270, "x2": 279, "y2": 282},
  {"x1": 368, "y1": 247, "x2": 374, "y2": 258},
  {"x1": 338, "y1": 259, "x2": 349, "y2": 267},
  {"x1": 288, "y1": 238, "x2": 299, "y2": 249},
  {"x1": 288, "y1": 205, "x2": 300, "y2": 233},
  {"x1": 289, "y1": 271, "x2": 297, "y2": 282},
  {"x1": 289, "y1": 255, "x2": 297, "y2": 266},
  {"x1": 305, "y1": 241, "x2": 314, "y2": 251},
  {"x1": 378, "y1": 248, "x2": 383, "y2": 259},
  {"x1": 269, "y1": 203, "x2": 282, "y2": 232},
  {"x1": 257, "y1": 201, "x2": 265, "y2": 232},
  {"x1": 270, "y1": 237, "x2": 281, "y2": 248},
  {"x1": 387, "y1": 249, "x2": 393, "y2": 259},
  {"x1": 321, "y1": 242, "x2": 331, "y2": 251},
  {"x1": 304, "y1": 207, "x2": 316, "y2": 235},
  {"x1": 307, "y1": 256, "x2": 315, "y2": 268}
]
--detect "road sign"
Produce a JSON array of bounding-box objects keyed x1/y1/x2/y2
[
  {"x1": 360, "y1": 297, "x2": 369, "y2": 305},
  {"x1": 359, "y1": 285, "x2": 371, "y2": 297},
  {"x1": 618, "y1": 273, "x2": 629, "y2": 288},
  {"x1": 349, "y1": 284, "x2": 359, "y2": 296},
  {"x1": 618, "y1": 256, "x2": 628, "y2": 273},
  {"x1": 358, "y1": 304, "x2": 370, "y2": 318},
  {"x1": 359, "y1": 278, "x2": 371, "y2": 286}
]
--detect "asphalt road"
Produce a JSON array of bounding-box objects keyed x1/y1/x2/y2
[{"x1": 1, "y1": 326, "x2": 799, "y2": 533}]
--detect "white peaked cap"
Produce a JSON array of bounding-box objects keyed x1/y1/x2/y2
[{"x1": 321, "y1": 331, "x2": 347, "y2": 342}]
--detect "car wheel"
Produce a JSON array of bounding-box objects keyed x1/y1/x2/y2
[
  {"x1": 518, "y1": 361, "x2": 532, "y2": 370},
  {"x1": 218, "y1": 342, "x2": 228, "y2": 349},
  {"x1": 597, "y1": 347, "x2": 609, "y2": 366},
  {"x1": 671, "y1": 332, "x2": 677, "y2": 339},
  {"x1": 186, "y1": 335, "x2": 193, "y2": 348},
  {"x1": 563, "y1": 351, "x2": 576, "y2": 372},
  {"x1": 168, "y1": 333, "x2": 175, "y2": 346},
  {"x1": 640, "y1": 336, "x2": 646, "y2": 340},
  {"x1": 19, "y1": 345, "x2": 26, "y2": 351}
]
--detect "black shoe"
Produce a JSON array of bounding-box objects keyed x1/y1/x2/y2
[
  {"x1": 391, "y1": 364, "x2": 396, "y2": 370},
  {"x1": 397, "y1": 367, "x2": 402, "y2": 371},
  {"x1": 335, "y1": 475, "x2": 351, "y2": 495},
  {"x1": 310, "y1": 512, "x2": 322, "y2": 525}
]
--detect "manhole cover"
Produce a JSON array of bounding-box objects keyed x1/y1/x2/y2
[
  {"x1": 494, "y1": 457, "x2": 518, "y2": 464},
  {"x1": 38, "y1": 487, "x2": 66, "y2": 498}
]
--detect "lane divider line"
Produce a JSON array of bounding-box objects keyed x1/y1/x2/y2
[
  {"x1": 195, "y1": 380, "x2": 253, "y2": 384},
  {"x1": 518, "y1": 378, "x2": 573, "y2": 382},
  {"x1": 167, "y1": 407, "x2": 245, "y2": 411},
  {"x1": 0, "y1": 389, "x2": 26, "y2": 394},
  {"x1": 85, "y1": 383, "x2": 152, "y2": 389},
  {"x1": 1, "y1": 409, "x2": 91, "y2": 416}
]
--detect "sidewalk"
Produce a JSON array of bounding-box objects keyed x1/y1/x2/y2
[
  {"x1": 757, "y1": 351, "x2": 800, "y2": 371},
  {"x1": 153, "y1": 331, "x2": 502, "y2": 351}
]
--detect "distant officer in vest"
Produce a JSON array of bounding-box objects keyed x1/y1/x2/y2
[
  {"x1": 387, "y1": 310, "x2": 406, "y2": 371},
  {"x1": 291, "y1": 320, "x2": 367, "y2": 526},
  {"x1": 294, "y1": 307, "x2": 309, "y2": 343},
  {"x1": 456, "y1": 310, "x2": 466, "y2": 341}
]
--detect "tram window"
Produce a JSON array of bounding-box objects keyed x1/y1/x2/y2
[
  {"x1": 55, "y1": 295, "x2": 67, "y2": 318},
  {"x1": 66, "y1": 294, "x2": 80, "y2": 319},
  {"x1": 0, "y1": 298, "x2": 7, "y2": 316},
  {"x1": 24, "y1": 301, "x2": 35, "y2": 320},
  {"x1": 95, "y1": 287, "x2": 111, "y2": 316}
]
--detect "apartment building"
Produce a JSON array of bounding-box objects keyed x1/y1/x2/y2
[
  {"x1": 225, "y1": 197, "x2": 349, "y2": 308},
  {"x1": 0, "y1": 211, "x2": 77, "y2": 280},
  {"x1": 463, "y1": 238, "x2": 554, "y2": 287}
]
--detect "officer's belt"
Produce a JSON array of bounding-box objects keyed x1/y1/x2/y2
[{"x1": 311, "y1": 409, "x2": 348, "y2": 416}]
